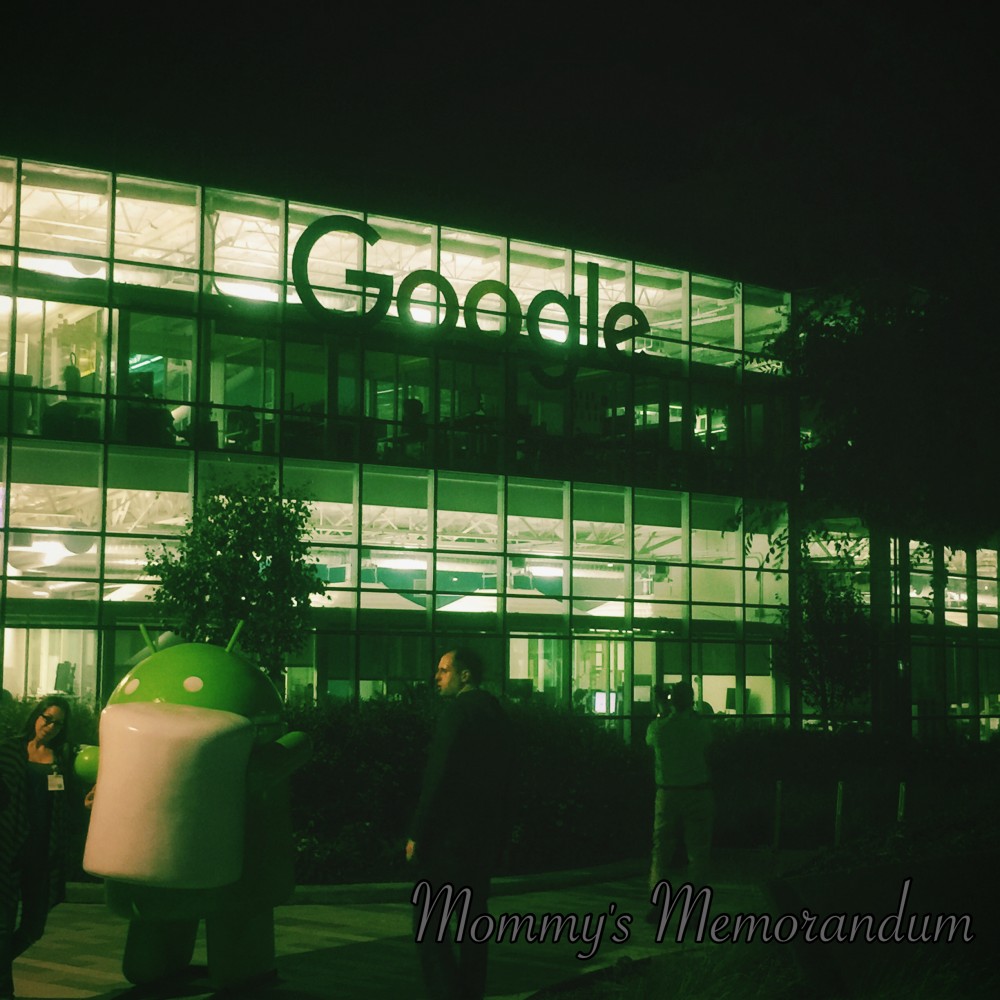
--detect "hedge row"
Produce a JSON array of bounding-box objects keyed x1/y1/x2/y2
[
  {"x1": 285, "y1": 700, "x2": 1000, "y2": 883},
  {"x1": 283, "y1": 693, "x2": 652, "y2": 884},
  {"x1": 3, "y1": 693, "x2": 995, "y2": 885}
]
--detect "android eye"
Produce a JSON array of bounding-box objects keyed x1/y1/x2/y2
[
  {"x1": 123, "y1": 678, "x2": 140, "y2": 695},
  {"x1": 183, "y1": 676, "x2": 204, "y2": 692}
]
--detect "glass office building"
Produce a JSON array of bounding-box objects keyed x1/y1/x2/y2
[{"x1": 2, "y1": 156, "x2": 991, "y2": 736}]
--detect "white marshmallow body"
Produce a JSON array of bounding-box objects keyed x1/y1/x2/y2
[{"x1": 84, "y1": 702, "x2": 254, "y2": 889}]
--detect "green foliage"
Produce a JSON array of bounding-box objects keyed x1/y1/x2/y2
[
  {"x1": 285, "y1": 695, "x2": 436, "y2": 883},
  {"x1": 775, "y1": 558, "x2": 873, "y2": 731},
  {"x1": 505, "y1": 702, "x2": 651, "y2": 873},
  {"x1": 144, "y1": 476, "x2": 324, "y2": 682},
  {"x1": 710, "y1": 726, "x2": 1000, "y2": 856},
  {"x1": 281, "y1": 704, "x2": 1000, "y2": 883},
  {"x1": 285, "y1": 696, "x2": 651, "y2": 883},
  {"x1": 0, "y1": 694, "x2": 27, "y2": 740},
  {"x1": 767, "y1": 280, "x2": 999, "y2": 548},
  {"x1": 0, "y1": 694, "x2": 100, "y2": 747}
]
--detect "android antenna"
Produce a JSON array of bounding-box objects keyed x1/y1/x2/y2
[
  {"x1": 138, "y1": 624, "x2": 157, "y2": 655},
  {"x1": 226, "y1": 620, "x2": 245, "y2": 653}
]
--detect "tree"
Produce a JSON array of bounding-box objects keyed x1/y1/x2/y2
[
  {"x1": 775, "y1": 543, "x2": 873, "y2": 731},
  {"x1": 145, "y1": 476, "x2": 324, "y2": 684},
  {"x1": 767, "y1": 278, "x2": 999, "y2": 549},
  {"x1": 764, "y1": 277, "x2": 999, "y2": 738}
]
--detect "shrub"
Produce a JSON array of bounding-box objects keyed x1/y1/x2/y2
[
  {"x1": 286, "y1": 696, "x2": 652, "y2": 884},
  {"x1": 504, "y1": 702, "x2": 650, "y2": 873},
  {"x1": 286, "y1": 693, "x2": 436, "y2": 883},
  {"x1": 47, "y1": 695, "x2": 997, "y2": 886}
]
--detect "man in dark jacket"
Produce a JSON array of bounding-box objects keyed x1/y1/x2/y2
[{"x1": 407, "y1": 648, "x2": 512, "y2": 1000}]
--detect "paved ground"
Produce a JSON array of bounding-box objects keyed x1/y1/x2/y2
[{"x1": 12, "y1": 851, "x2": 798, "y2": 1000}]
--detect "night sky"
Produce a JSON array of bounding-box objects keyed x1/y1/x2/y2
[{"x1": 3, "y1": 7, "x2": 995, "y2": 291}]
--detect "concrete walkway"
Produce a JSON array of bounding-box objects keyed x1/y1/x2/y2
[{"x1": 12, "y1": 850, "x2": 806, "y2": 1000}]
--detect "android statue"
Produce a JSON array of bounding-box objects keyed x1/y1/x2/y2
[{"x1": 74, "y1": 625, "x2": 311, "y2": 989}]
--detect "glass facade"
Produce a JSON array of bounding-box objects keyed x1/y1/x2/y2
[{"x1": 1, "y1": 154, "x2": 993, "y2": 736}]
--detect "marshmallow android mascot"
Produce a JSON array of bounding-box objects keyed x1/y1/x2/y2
[{"x1": 74, "y1": 625, "x2": 311, "y2": 989}]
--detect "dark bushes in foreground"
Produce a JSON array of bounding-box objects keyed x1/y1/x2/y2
[
  {"x1": 288, "y1": 704, "x2": 1000, "y2": 884},
  {"x1": 708, "y1": 724, "x2": 1000, "y2": 853},
  {"x1": 5, "y1": 692, "x2": 993, "y2": 886},
  {"x1": 285, "y1": 695, "x2": 652, "y2": 884}
]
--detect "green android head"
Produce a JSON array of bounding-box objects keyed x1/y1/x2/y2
[{"x1": 107, "y1": 640, "x2": 285, "y2": 744}]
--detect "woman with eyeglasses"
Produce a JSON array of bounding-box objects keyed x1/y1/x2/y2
[{"x1": 0, "y1": 695, "x2": 76, "y2": 1000}]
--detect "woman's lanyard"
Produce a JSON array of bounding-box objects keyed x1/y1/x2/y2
[{"x1": 47, "y1": 763, "x2": 65, "y2": 793}]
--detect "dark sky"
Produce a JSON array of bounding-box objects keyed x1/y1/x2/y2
[{"x1": 3, "y1": 7, "x2": 995, "y2": 291}]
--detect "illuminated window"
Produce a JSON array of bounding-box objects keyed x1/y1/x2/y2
[
  {"x1": 690, "y1": 275, "x2": 738, "y2": 364},
  {"x1": 692, "y1": 566, "x2": 741, "y2": 604},
  {"x1": 8, "y1": 439, "x2": 102, "y2": 532},
  {"x1": 0, "y1": 157, "x2": 14, "y2": 248},
  {"x1": 572, "y1": 638, "x2": 627, "y2": 717},
  {"x1": 634, "y1": 490, "x2": 683, "y2": 560},
  {"x1": 282, "y1": 460, "x2": 356, "y2": 543},
  {"x1": 691, "y1": 495, "x2": 740, "y2": 566},
  {"x1": 634, "y1": 562, "x2": 687, "y2": 619},
  {"x1": 743, "y1": 501, "x2": 788, "y2": 570},
  {"x1": 287, "y1": 203, "x2": 365, "y2": 313},
  {"x1": 573, "y1": 253, "x2": 631, "y2": 349},
  {"x1": 944, "y1": 546, "x2": 968, "y2": 627},
  {"x1": 309, "y1": 547, "x2": 357, "y2": 609},
  {"x1": 435, "y1": 553, "x2": 502, "y2": 613},
  {"x1": 204, "y1": 189, "x2": 283, "y2": 297},
  {"x1": 114, "y1": 175, "x2": 200, "y2": 291},
  {"x1": 743, "y1": 284, "x2": 790, "y2": 357},
  {"x1": 196, "y1": 453, "x2": 277, "y2": 498},
  {"x1": 367, "y1": 216, "x2": 434, "y2": 321},
  {"x1": 439, "y1": 228, "x2": 506, "y2": 331},
  {"x1": 360, "y1": 548, "x2": 429, "y2": 610},
  {"x1": 204, "y1": 317, "x2": 279, "y2": 453},
  {"x1": 103, "y1": 535, "x2": 165, "y2": 603},
  {"x1": 745, "y1": 569, "x2": 788, "y2": 621},
  {"x1": 436, "y1": 472, "x2": 500, "y2": 551},
  {"x1": 2, "y1": 627, "x2": 98, "y2": 701},
  {"x1": 692, "y1": 641, "x2": 736, "y2": 716},
  {"x1": 18, "y1": 162, "x2": 110, "y2": 263},
  {"x1": 976, "y1": 548, "x2": 997, "y2": 629},
  {"x1": 509, "y1": 636, "x2": 566, "y2": 704},
  {"x1": 5, "y1": 529, "x2": 101, "y2": 592},
  {"x1": 908, "y1": 539, "x2": 934, "y2": 624},
  {"x1": 572, "y1": 484, "x2": 627, "y2": 559},
  {"x1": 105, "y1": 447, "x2": 191, "y2": 534},
  {"x1": 507, "y1": 479, "x2": 564, "y2": 555},
  {"x1": 110, "y1": 310, "x2": 194, "y2": 447},
  {"x1": 746, "y1": 644, "x2": 776, "y2": 714},
  {"x1": 634, "y1": 263, "x2": 686, "y2": 360},
  {"x1": 361, "y1": 468, "x2": 429, "y2": 547},
  {"x1": 572, "y1": 561, "x2": 627, "y2": 617},
  {"x1": 14, "y1": 299, "x2": 106, "y2": 442},
  {"x1": 509, "y1": 241, "x2": 571, "y2": 343},
  {"x1": 0, "y1": 281, "x2": 11, "y2": 388}
]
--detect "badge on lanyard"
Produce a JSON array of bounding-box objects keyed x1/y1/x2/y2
[{"x1": 48, "y1": 772, "x2": 65, "y2": 792}]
